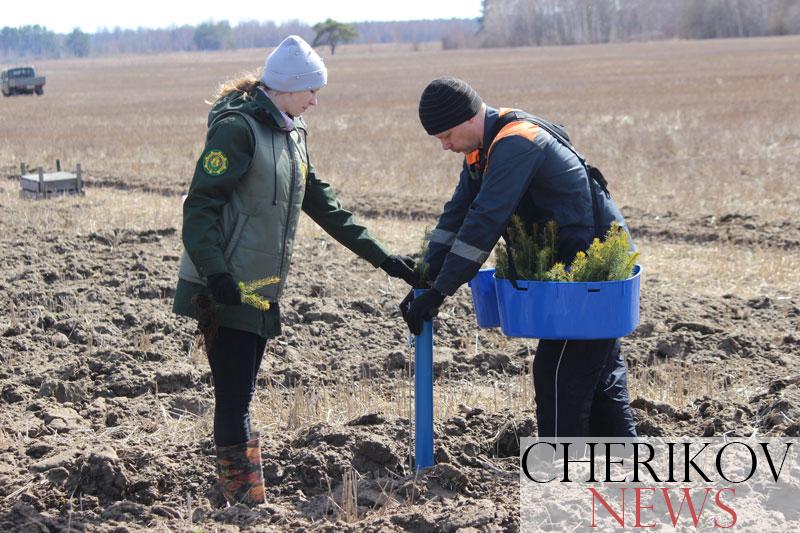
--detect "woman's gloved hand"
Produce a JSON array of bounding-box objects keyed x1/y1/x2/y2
[
  {"x1": 380, "y1": 255, "x2": 421, "y2": 287},
  {"x1": 207, "y1": 272, "x2": 242, "y2": 305}
]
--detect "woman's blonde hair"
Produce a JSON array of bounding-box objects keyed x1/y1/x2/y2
[{"x1": 208, "y1": 70, "x2": 263, "y2": 103}]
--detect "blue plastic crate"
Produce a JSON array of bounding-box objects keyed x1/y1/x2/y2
[
  {"x1": 468, "y1": 268, "x2": 501, "y2": 328},
  {"x1": 494, "y1": 265, "x2": 642, "y2": 339}
]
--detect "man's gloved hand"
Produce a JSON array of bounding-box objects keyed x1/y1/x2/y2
[
  {"x1": 380, "y1": 255, "x2": 421, "y2": 287},
  {"x1": 399, "y1": 289, "x2": 415, "y2": 323},
  {"x1": 206, "y1": 272, "x2": 241, "y2": 305},
  {"x1": 404, "y1": 288, "x2": 445, "y2": 336}
]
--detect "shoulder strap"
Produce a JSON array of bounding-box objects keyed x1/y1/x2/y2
[
  {"x1": 492, "y1": 108, "x2": 610, "y2": 240},
  {"x1": 492, "y1": 109, "x2": 609, "y2": 194}
]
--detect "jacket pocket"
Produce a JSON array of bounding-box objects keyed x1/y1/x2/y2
[
  {"x1": 229, "y1": 249, "x2": 283, "y2": 302},
  {"x1": 223, "y1": 213, "x2": 249, "y2": 263}
]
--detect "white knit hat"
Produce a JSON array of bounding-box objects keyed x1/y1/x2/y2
[{"x1": 261, "y1": 35, "x2": 327, "y2": 92}]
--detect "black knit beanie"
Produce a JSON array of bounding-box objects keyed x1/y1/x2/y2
[{"x1": 418, "y1": 77, "x2": 483, "y2": 135}]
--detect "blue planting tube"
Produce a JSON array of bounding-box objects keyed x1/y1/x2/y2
[{"x1": 413, "y1": 288, "x2": 434, "y2": 470}]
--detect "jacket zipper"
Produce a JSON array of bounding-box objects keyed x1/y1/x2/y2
[{"x1": 277, "y1": 131, "x2": 297, "y2": 293}]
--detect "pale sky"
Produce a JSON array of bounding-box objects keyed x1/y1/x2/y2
[{"x1": 6, "y1": 0, "x2": 484, "y2": 34}]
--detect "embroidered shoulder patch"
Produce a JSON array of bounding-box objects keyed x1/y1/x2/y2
[{"x1": 203, "y1": 150, "x2": 228, "y2": 176}]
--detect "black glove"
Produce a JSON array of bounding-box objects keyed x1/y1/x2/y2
[
  {"x1": 404, "y1": 288, "x2": 445, "y2": 336},
  {"x1": 206, "y1": 272, "x2": 241, "y2": 305},
  {"x1": 380, "y1": 255, "x2": 421, "y2": 287},
  {"x1": 399, "y1": 289, "x2": 415, "y2": 322}
]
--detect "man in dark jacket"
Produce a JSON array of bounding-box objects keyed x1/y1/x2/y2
[{"x1": 403, "y1": 77, "x2": 637, "y2": 438}]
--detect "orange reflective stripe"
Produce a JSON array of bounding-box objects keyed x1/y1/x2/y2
[
  {"x1": 487, "y1": 121, "x2": 540, "y2": 159},
  {"x1": 466, "y1": 149, "x2": 480, "y2": 166},
  {"x1": 498, "y1": 107, "x2": 517, "y2": 116}
]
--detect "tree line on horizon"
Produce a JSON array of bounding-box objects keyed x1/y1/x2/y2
[
  {"x1": 0, "y1": 19, "x2": 479, "y2": 60},
  {"x1": 2, "y1": 0, "x2": 799, "y2": 60}
]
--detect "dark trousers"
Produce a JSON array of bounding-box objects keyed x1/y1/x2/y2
[
  {"x1": 206, "y1": 326, "x2": 267, "y2": 446},
  {"x1": 533, "y1": 338, "x2": 637, "y2": 438}
]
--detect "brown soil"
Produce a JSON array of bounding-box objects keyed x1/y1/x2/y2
[{"x1": 0, "y1": 191, "x2": 798, "y2": 532}]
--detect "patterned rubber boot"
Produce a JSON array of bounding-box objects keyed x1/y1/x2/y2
[{"x1": 216, "y1": 432, "x2": 266, "y2": 507}]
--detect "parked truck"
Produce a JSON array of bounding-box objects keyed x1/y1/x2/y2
[{"x1": 1, "y1": 66, "x2": 46, "y2": 96}]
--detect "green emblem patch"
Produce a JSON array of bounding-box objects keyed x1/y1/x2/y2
[
  {"x1": 299, "y1": 160, "x2": 308, "y2": 185},
  {"x1": 203, "y1": 150, "x2": 228, "y2": 176}
]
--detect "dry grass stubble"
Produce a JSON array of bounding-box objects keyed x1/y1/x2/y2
[
  {"x1": 0, "y1": 177, "x2": 790, "y2": 438},
  {"x1": 2, "y1": 36, "x2": 799, "y2": 219}
]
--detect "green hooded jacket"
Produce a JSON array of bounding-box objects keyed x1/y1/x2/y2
[{"x1": 172, "y1": 86, "x2": 389, "y2": 338}]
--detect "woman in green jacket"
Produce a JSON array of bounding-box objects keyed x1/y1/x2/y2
[{"x1": 173, "y1": 35, "x2": 417, "y2": 507}]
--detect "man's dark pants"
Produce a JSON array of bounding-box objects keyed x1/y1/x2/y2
[{"x1": 533, "y1": 338, "x2": 637, "y2": 437}]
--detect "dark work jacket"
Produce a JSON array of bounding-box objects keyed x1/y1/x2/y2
[{"x1": 425, "y1": 106, "x2": 630, "y2": 296}]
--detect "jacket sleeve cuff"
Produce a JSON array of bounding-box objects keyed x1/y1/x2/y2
[
  {"x1": 432, "y1": 276, "x2": 458, "y2": 297},
  {"x1": 363, "y1": 244, "x2": 391, "y2": 268}
]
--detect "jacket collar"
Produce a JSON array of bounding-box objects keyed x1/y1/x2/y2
[
  {"x1": 252, "y1": 88, "x2": 291, "y2": 131},
  {"x1": 465, "y1": 106, "x2": 500, "y2": 175},
  {"x1": 252, "y1": 87, "x2": 308, "y2": 133},
  {"x1": 481, "y1": 106, "x2": 502, "y2": 154}
]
